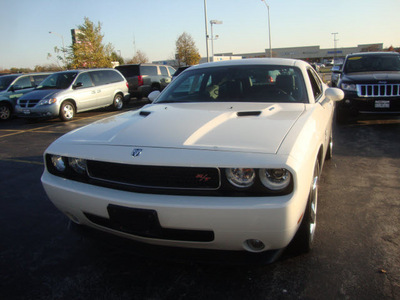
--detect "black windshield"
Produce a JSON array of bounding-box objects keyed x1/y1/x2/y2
[
  {"x1": 344, "y1": 54, "x2": 400, "y2": 73},
  {"x1": 155, "y1": 65, "x2": 307, "y2": 104}
]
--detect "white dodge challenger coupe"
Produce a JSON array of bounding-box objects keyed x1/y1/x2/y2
[{"x1": 42, "y1": 58, "x2": 344, "y2": 260}]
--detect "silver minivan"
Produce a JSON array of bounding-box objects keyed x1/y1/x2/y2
[{"x1": 16, "y1": 69, "x2": 129, "y2": 121}]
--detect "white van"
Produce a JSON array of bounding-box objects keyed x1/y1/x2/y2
[{"x1": 16, "y1": 69, "x2": 129, "y2": 121}]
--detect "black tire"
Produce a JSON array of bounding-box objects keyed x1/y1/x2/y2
[
  {"x1": 0, "y1": 103, "x2": 12, "y2": 120},
  {"x1": 291, "y1": 160, "x2": 320, "y2": 254},
  {"x1": 113, "y1": 94, "x2": 124, "y2": 110},
  {"x1": 59, "y1": 101, "x2": 75, "y2": 121}
]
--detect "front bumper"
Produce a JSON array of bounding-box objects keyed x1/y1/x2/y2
[
  {"x1": 341, "y1": 91, "x2": 400, "y2": 115},
  {"x1": 42, "y1": 171, "x2": 306, "y2": 253},
  {"x1": 15, "y1": 104, "x2": 59, "y2": 118}
]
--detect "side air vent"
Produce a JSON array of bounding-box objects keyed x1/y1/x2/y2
[{"x1": 237, "y1": 111, "x2": 261, "y2": 117}]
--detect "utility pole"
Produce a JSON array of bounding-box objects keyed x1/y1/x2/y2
[
  {"x1": 204, "y1": 0, "x2": 210, "y2": 62},
  {"x1": 331, "y1": 32, "x2": 339, "y2": 64}
]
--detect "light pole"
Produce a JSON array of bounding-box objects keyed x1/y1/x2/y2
[
  {"x1": 49, "y1": 31, "x2": 66, "y2": 65},
  {"x1": 210, "y1": 20, "x2": 223, "y2": 61},
  {"x1": 331, "y1": 32, "x2": 339, "y2": 64},
  {"x1": 261, "y1": 0, "x2": 272, "y2": 58},
  {"x1": 204, "y1": 0, "x2": 210, "y2": 62}
]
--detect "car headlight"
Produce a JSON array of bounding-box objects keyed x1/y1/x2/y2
[
  {"x1": 259, "y1": 168, "x2": 291, "y2": 191},
  {"x1": 341, "y1": 83, "x2": 357, "y2": 91},
  {"x1": 50, "y1": 155, "x2": 67, "y2": 172},
  {"x1": 38, "y1": 98, "x2": 57, "y2": 105},
  {"x1": 68, "y1": 157, "x2": 87, "y2": 175},
  {"x1": 46, "y1": 154, "x2": 87, "y2": 177},
  {"x1": 225, "y1": 168, "x2": 256, "y2": 188}
]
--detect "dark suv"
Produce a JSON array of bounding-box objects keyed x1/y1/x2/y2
[
  {"x1": 116, "y1": 64, "x2": 175, "y2": 100},
  {"x1": 336, "y1": 52, "x2": 400, "y2": 123}
]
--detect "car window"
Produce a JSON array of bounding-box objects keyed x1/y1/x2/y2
[
  {"x1": 140, "y1": 66, "x2": 158, "y2": 76},
  {"x1": 32, "y1": 75, "x2": 50, "y2": 87},
  {"x1": 0, "y1": 75, "x2": 19, "y2": 91},
  {"x1": 160, "y1": 66, "x2": 168, "y2": 76},
  {"x1": 115, "y1": 65, "x2": 139, "y2": 77},
  {"x1": 13, "y1": 76, "x2": 32, "y2": 90},
  {"x1": 76, "y1": 73, "x2": 94, "y2": 88},
  {"x1": 156, "y1": 65, "x2": 307, "y2": 103},
  {"x1": 168, "y1": 66, "x2": 176, "y2": 76},
  {"x1": 37, "y1": 72, "x2": 78, "y2": 90},
  {"x1": 106, "y1": 70, "x2": 124, "y2": 83},
  {"x1": 307, "y1": 69, "x2": 322, "y2": 100},
  {"x1": 344, "y1": 54, "x2": 400, "y2": 73}
]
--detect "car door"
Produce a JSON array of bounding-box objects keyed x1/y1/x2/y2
[
  {"x1": 72, "y1": 72, "x2": 97, "y2": 111},
  {"x1": 7, "y1": 76, "x2": 35, "y2": 106},
  {"x1": 307, "y1": 68, "x2": 334, "y2": 153},
  {"x1": 89, "y1": 70, "x2": 112, "y2": 107}
]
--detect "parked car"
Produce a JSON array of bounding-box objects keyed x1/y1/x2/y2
[
  {"x1": 330, "y1": 64, "x2": 343, "y2": 87},
  {"x1": 42, "y1": 58, "x2": 343, "y2": 262},
  {"x1": 16, "y1": 68, "x2": 129, "y2": 121},
  {"x1": 172, "y1": 66, "x2": 191, "y2": 80},
  {"x1": 336, "y1": 52, "x2": 400, "y2": 123},
  {"x1": 0, "y1": 73, "x2": 52, "y2": 120},
  {"x1": 115, "y1": 64, "x2": 175, "y2": 99}
]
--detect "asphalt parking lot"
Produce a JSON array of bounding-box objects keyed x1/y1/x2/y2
[{"x1": 1, "y1": 101, "x2": 399, "y2": 300}]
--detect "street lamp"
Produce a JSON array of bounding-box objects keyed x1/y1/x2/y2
[
  {"x1": 49, "y1": 31, "x2": 66, "y2": 65},
  {"x1": 204, "y1": 0, "x2": 210, "y2": 62},
  {"x1": 331, "y1": 32, "x2": 339, "y2": 64},
  {"x1": 210, "y1": 20, "x2": 223, "y2": 61},
  {"x1": 261, "y1": 0, "x2": 272, "y2": 58}
]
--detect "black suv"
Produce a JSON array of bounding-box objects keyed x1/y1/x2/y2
[
  {"x1": 336, "y1": 52, "x2": 400, "y2": 123},
  {"x1": 116, "y1": 64, "x2": 176, "y2": 100}
]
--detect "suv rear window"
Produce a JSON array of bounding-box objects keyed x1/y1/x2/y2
[
  {"x1": 115, "y1": 65, "x2": 140, "y2": 78},
  {"x1": 140, "y1": 66, "x2": 158, "y2": 76}
]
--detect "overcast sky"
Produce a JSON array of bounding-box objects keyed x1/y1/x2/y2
[{"x1": 1, "y1": 0, "x2": 399, "y2": 69}]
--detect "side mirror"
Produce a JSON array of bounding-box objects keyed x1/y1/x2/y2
[
  {"x1": 331, "y1": 66, "x2": 342, "y2": 73},
  {"x1": 73, "y1": 82, "x2": 83, "y2": 89},
  {"x1": 10, "y1": 85, "x2": 21, "y2": 92},
  {"x1": 325, "y1": 87, "x2": 344, "y2": 102},
  {"x1": 148, "y1": 90, "x2": 161, "y2": 102}
]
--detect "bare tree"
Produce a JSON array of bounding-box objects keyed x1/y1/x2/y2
[{"x1": 127, "y1": 50, "x2": 149, "y2": 64}]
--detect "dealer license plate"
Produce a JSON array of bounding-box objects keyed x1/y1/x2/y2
[
  {"x1": 375, "y1": 100, "x2": 390, "y2": 108},
  {"x1": 23, "y1": 109, "x2": 31, "y2": 115}
]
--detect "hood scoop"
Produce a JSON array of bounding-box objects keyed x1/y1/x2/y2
[
  {"x1": 139, "y1": 111, "x2": 152, "y2": 117},
  {"x1": 236, "y1": 111, "x2": 262, "y2": 117}
]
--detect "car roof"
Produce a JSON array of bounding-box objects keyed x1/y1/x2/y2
[
  {"x1": 347, "y1": 51, "x2": 400, "y2": 57},
  {"x1": 189, "y1": 58, "x2": 308, "y2": 70}
]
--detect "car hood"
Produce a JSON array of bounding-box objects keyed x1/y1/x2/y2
[
  {"x1": 19, "y1": 89, "x2": 60, "y2": 100},
  {"x1": 342, "y1": 72, "x2": 400, "y2": 83},
  {"x1": 59, "y1": 103, "x2": 305, "y2": 154}
]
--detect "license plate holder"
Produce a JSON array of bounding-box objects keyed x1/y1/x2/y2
[
  {"x1": 107, "y1": 205, "x2": 161, "y2": 236},
  {"x1": 375, "y1": 100, "x2": 390, "y2": 108}
]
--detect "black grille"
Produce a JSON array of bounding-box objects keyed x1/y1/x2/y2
[
  {"x1": 18, "y1": 99, "x2": 40, "y2": 108},
  {"x1": 358, "y1": 84, "x2": 400, "y2": 97},
  {"x1": 87, "y1": 161, "x2": 220, "y2": 190}
]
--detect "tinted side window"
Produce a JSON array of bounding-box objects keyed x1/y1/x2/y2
[
  {"x1": 14, "y1": 76, "x2": 32, "y2": 90},
  {"x1": 140, "y1": 66, "x2": 158, "y2": 76},
  {"x1": 90, "y1": 71, "x2": 108, "y2": 86},
  {"x1": 32, "y1": 75, "x2": 49, "y2": 86},
  {"x1": 307, "y1": 69, "x2": 322, "y2": 100},
  {"x1": 160, "y1": 66, "x2": 168, "y2": 76},
  {"x1": 76, "y1": 73, "x2": 94, "y2": 88},
  {"x1": 168, "y1": 66, "x2": 176, "y2": 76},
  {"x1": 106, "y1": 70, "x2": 124, "y2": 83},
  {"x1": 115, "y1": 65, "x2": 139, "y2": 77}
]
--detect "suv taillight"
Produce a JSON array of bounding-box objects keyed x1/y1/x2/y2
[{"x1": 138, "y1": 75, "x2": 143, "y2": 86}]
